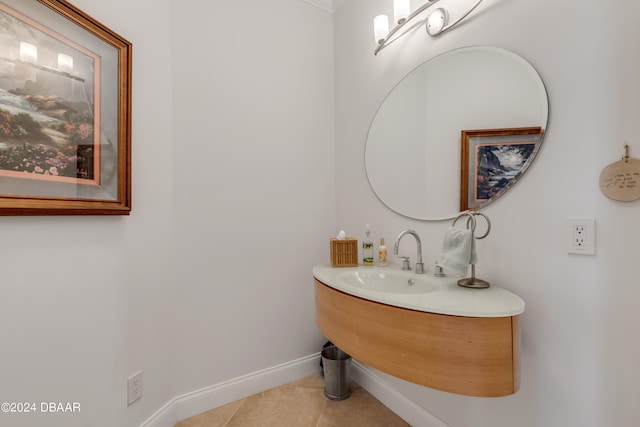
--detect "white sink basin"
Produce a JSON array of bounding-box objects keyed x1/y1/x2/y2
[
  {"x1": 339, "y1": 270, "x2": 440, "y2": 294},
  {"x1": 313, "y1": 264, "x2": 525, "y2": 317}
]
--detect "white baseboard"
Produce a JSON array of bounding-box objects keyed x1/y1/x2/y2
[
  {"x1": 140, "y1": 353, "x2": 322, "y2": 427},
  {"x1": 139, "y1": 400, "x2": 178, "y2": 427},
  {"x1": 351, "y1": 360, "x2": 451, "y2": 427},
  {"x1": 139, "y1": 353, "x2": 447, "y2": 427}
]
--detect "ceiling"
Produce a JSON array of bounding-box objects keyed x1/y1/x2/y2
[{"x1": 303, "y1": 0, "x2": 347, "y2": 13}]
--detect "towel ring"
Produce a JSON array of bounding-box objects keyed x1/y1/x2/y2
[
  {"x1": 452, "y1": 211, "x2": 492, "y2": 289},
  {"x1": 472, "y1": 212, "x2": 491, "y2": 240},
  {"x1": 453, "y1": 212, "x2": 476, "y2": 231},
  {"x1": 452, "y1": 211, "x2": 491, "y2": 240}
]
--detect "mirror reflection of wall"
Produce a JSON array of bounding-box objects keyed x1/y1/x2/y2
[{"x1": 365, "y1": 46, "x2": 549, "y2": 220}]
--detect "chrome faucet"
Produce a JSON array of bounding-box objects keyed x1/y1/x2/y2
[{"x1": 393, "y1": 229, "x2": 424, "y2": 274}]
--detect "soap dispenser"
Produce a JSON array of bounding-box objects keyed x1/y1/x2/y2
[{"x1": 363, "y1": 224, "x2": 374, "y2": 266}]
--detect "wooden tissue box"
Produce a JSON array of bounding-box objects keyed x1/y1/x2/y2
[{"x1": 330, "y1": 238, "x2": 358, "y2": 267}]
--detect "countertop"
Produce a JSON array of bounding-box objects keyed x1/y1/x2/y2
[{"x1": 313, "y1": 264, "x2": 525, "y2": 317}]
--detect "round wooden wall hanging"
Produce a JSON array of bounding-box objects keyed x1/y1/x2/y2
[{"x1": 599, "y1": 145, "x2": 640, "y2": 202}]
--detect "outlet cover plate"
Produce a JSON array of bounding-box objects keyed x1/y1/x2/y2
[
  {"x1": 567, "y1": 218, "x2": 595, "y2": 255},
  {"x1": 127, "y1": 371, "x2": 143, "y2": 405}
]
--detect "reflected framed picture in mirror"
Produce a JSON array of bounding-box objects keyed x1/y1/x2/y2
[
  {"x1": 461, "y1": 127, "x2": 543, "y2": 211},
  {"x1": 0, "y1": 0, "x2": 131, "y2": 215}
]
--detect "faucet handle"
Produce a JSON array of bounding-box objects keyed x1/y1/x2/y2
[{"x1": 398, "y1": 256, "x2": 411, "y2": 271}]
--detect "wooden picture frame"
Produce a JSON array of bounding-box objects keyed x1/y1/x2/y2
[
  {"x1": 0, "y1": 0, "x2": 131, "y2": 215},
  {"x1": 461, "y1": 127, "x2": 543, "y2": 211}
]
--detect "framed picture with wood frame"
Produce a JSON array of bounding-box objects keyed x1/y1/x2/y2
[
  {"x1": 460, "y1": 127, "x2": 543, "y2": 211},
  {"x1": 0, "y1": 0, "x2": 131, "y2": 215}
]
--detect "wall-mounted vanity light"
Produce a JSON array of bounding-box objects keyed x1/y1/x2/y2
[{"x1": 374, "y1": 0, "x2": 484, "y2": 55}]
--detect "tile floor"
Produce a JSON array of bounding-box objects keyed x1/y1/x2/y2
[{"x1": 174, "y1": 372, "x2": 410, "y2": 427}]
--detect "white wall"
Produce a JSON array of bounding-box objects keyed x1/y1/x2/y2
[
  {"x1": 0, "y1": 1, "x2": 334, "y2": 426},
  {"x1": 0, "y1": 0, "x2": 177, "y2": 426},
  {"x1": 171, "y1": 0, "x2": 334, "y2": 397},
  {"x1": 335, "y1": 0, "x2": 640, "y2": 426},
  {"x1": 6, "y1": 0, "x2": 639, "y2": 425}
]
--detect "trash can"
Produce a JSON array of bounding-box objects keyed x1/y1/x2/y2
[{"x1": 321, "y1": 345, "x2": 352, "y2": 400}]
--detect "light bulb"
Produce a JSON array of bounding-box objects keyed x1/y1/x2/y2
[
  {"x1": 20, "y1": 42, "x2": 37, "y2": 64},
  {"x1": 394, "y1": 0, "x2": 410, "y2": 24},
  {"x1": 58, "y1": 53, "x2": 73, "y2": 74},
  {"x1": 374, "y1": 15, "x2": 389, "y2": 44}
]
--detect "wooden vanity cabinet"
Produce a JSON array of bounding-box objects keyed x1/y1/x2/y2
[{"x1": 315, "y1": 279, "x2": 520, "y2": 397}]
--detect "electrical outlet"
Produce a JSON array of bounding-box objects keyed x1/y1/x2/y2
[
  {"x1": 573, "y1": 225, "x2": 586, "y2": 247},
  {"x1": 127, "y1": 371, "x2": 143, "y2": 405},
  {"x1": 567, "y1": 218, "x2": 595, "y2": 255}
]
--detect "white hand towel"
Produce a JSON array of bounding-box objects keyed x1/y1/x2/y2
[{"x1": 437, "y1": 227, "x2": 477, "y2": 277}]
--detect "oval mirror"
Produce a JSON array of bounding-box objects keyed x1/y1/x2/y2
[{"x1": 365, "y1": 46, "x2": 548, "y2": 220}]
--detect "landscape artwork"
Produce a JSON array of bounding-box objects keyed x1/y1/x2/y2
[
  {"x1": 474, "y1": 142, "x2": 536, "y2": 202},
  {"x1": 0, "y1": 2, "x2": 100, "y2": 185}
]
